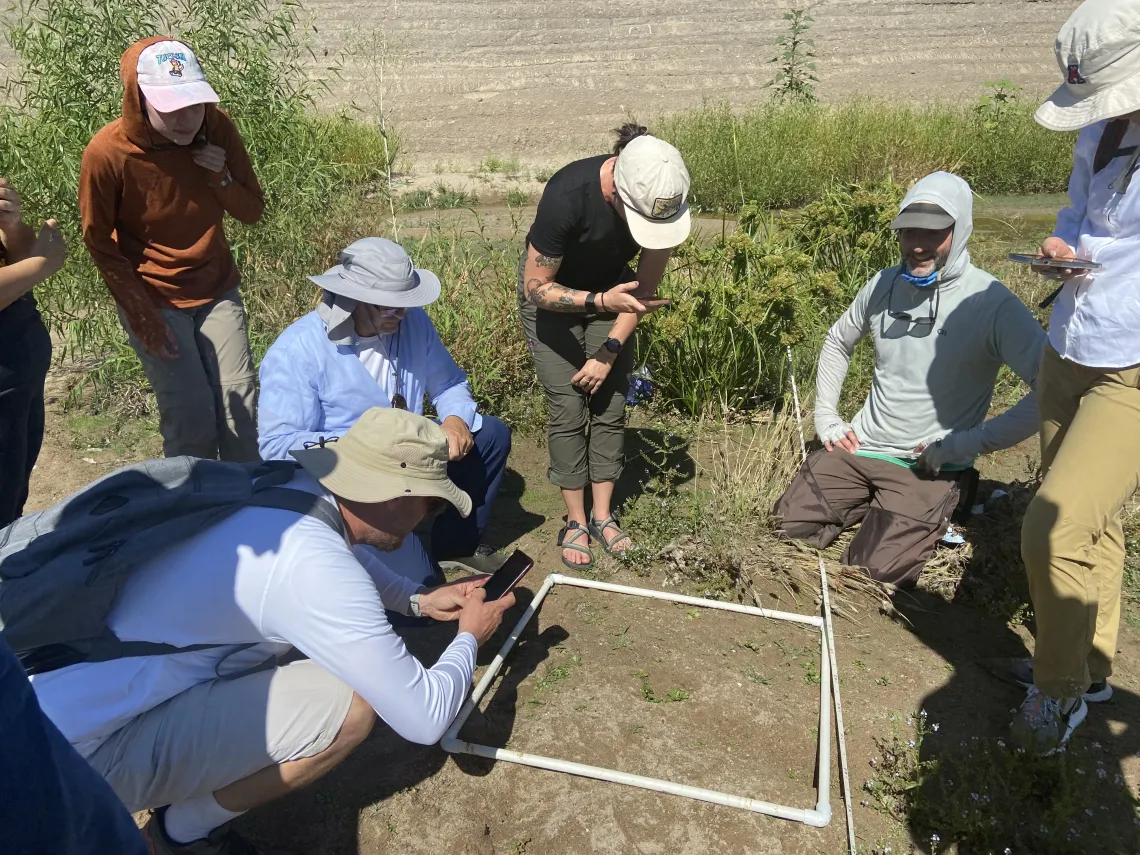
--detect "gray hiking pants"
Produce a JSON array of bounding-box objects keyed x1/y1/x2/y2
[{"x1": 120, "y1": 289, "x2": 259, "y2": 462}]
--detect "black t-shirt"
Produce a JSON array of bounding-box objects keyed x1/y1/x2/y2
[{"x1": 525, "y1": 154, "x2": 640, "y2": 292}]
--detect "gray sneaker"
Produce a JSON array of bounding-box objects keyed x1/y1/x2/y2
[
  {"x1": 1011, "y1": 686, "x2": 1088, "y2": 754},
  {"x1": 996, "y1": 657, "x2": 1113, "y2": 703}
]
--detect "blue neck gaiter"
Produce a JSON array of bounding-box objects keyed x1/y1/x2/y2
[{"x1": 901, "y1": 268, "x2": 939, "y2": 288}]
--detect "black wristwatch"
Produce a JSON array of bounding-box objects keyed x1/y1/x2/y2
[
  {"x1": 584, "y1": 292, "x2": 597, "y2": 313},
  {"x1": 603, "y1": 337, "x2": 622, "y2": 355}
]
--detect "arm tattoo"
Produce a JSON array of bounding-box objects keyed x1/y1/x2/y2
[
  {"x1": 535, "y1": 252, "x2": 561, "y2": 270},
  {"x1": 525, "y1": 276, "x2": 586, "y2": 312}
]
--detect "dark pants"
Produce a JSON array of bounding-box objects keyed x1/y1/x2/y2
[
  {"x1": 0, "y1": 296, "x2": 52, "y2": 528},
  {"x1": 433, "y1": 414, "x2": 512, "y2": 559},
  {"x1": 0, "y1": 634, "x2": 147, "y2": 855},
  {"x1": 772, "y1": 449, "x2": 961, "y2": 585}
]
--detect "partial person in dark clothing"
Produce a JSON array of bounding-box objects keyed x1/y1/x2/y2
[
  {"x1": 0, "y1": 633, "x2": 147, "y2": 855},
  {"x1": 519, "y1": 124, "x2": 688, "y2": 570},
  {"x1": 0, "y1": 178, "x2": 67, "y2": 527}
]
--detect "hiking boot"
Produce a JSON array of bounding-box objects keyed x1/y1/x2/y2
[
  {"x1": 142, "y1": 807, "x2": 260, "y2": 855},
  {"x1": 1010, "y1": 686, "x2": 1087, "y2": 754},
  {"x1": 1000, "y1": 657, "x2": 1113, "y2": 703}
]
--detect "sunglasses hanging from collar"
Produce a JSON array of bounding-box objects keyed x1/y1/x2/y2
[{"x1": 364, "y1": 314, "x2": 408, "y2": 410}]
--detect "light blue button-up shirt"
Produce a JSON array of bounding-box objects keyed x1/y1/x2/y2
[{"x1": 258, "y1": 309, "x2": 482, "y2": 461}]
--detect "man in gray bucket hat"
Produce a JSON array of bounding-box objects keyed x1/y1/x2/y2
[{"x1": 258, "y1": 238, "x2": 512, "y2": 586}]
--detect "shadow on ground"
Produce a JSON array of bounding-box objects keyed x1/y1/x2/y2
[
  {"x1": 233, "y1": 588, "x2": 558, "y2": 855},
  {"x1": 886, "y1": 487, "x2": 1140, "y2": 854}
]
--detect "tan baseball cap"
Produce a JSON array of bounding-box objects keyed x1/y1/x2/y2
[
  {"x1": 291, "y1": 408, "x2": 472, "y2": 516},
  {"x1": 614, "y1": 135, "x2": 692, "y2": 250},
  {"x1": 1035, "y1": 0, "x2": 1140, "y2": 131}
]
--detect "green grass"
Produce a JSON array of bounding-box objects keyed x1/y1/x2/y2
[
  {"x1": 398, "y1": 183, "x2": 479, "y2": 212},
  {"x1": 657, "y1": 97, "x2": 1075, "y2": 212}
]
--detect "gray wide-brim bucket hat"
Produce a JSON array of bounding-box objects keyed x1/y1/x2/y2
[
  {"x1": 1036, "y1": 0, "x2": 1140, "y2": 132},
  {"x1": 308, "y1": 237, "x2": 441, "y2": 307}
]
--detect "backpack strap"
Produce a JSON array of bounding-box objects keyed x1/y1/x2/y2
[{"x1": 247, "y1": 487, "x2": 347, "y2": 539}]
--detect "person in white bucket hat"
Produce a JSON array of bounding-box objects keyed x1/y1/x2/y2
[
  {"x1": 519, "y1": 124, "x2": 687, "y2": 571},
  {"x1": 1012, "y1": 0, "x2": 1140, "y2": 753},
  {"x1": 80, "y1": 37, "x2": 264, "y2": 464},
  {"x1": 258, "y1": 237, "x2": 513, "y2": 594}
]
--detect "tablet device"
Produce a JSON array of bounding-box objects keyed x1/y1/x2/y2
[{"x1": 1007, "y1": 253, "x2": 1101, "y2": 270}]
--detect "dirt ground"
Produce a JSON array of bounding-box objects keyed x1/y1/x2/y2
[
  {"x1": 25, "y1": 395, "x2": 1140, "y2": 855},
  {"x1": 305, "y1": 0, "x2": 1081, "y2": 168}
]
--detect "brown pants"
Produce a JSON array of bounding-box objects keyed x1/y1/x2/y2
[{"x1": 773, "y1": 449, "x2": 961, "y2": 584}]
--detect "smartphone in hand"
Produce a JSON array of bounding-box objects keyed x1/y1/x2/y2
[{"x1": 481, "y1": 550, "x2": 534, "y2": 601}]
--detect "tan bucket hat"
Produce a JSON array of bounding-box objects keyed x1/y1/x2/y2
[
  {"x1": 291, "y1": 407, "x2": 472, "y2": 516},
  {"x1": 1035, "y1": 0, "x2": 1140, "y2": 132}
]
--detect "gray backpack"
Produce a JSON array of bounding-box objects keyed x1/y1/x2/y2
[{"x1": 0, "y1": 456, "x2": 345, "y2": 675}]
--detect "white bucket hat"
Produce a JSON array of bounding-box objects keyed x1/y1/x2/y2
[
  {"x1": 1035, "y1": 0, "x2": 1140, "y2": 132},
  {"x1": 308, "y1": 237, "x2": 441, "y2": 307},
  {"x1": 614, "y1": 136, "x2": 692, "y2": 250},
  {"x1": 136, "y1": 40, "x2": 219, "y2": 113}
]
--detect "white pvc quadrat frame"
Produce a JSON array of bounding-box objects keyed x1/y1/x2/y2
[{"x1": 441, "y1": 573, "x2": 833, "y2": 828}]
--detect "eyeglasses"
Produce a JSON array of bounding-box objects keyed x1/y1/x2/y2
[{"x1": 887, "y1": 272, "x2": 940, "y2": 326}]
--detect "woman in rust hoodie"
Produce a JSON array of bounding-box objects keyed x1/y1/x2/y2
[{"x1": 80, "y1": 36, "x2": 264, "y2": 461}]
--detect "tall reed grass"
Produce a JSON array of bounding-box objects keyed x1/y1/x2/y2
[{"x1": 658, "y1": 99, "x2": 1075, "y2": 211}]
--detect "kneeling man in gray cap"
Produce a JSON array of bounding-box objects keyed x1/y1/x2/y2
[{"x1": 773, "y1": 171, "x2": 1045, "y2": 586}]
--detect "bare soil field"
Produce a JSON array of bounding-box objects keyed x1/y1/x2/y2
[{"x1": 304, "y1": 0, "x2": 1081, "y2": 166}]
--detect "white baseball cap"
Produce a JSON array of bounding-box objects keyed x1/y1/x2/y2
[
  {"x1": 1035, "y1": 0, "x2": 1140, "y2": 132},
  {"x1": 136, "y1": 40, "x2": 219, "y2": 113},
  {"x1": 614, "y1": 136, "x2": 692, "y2": 250}
]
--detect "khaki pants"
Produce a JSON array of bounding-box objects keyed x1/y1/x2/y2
[
  {"x1": 773, "y1": 449, "x2": 961, "y2": 585},
  {"x1": 85, "y1": 660, "x2": 353, "y2": 812},
  {"x1": 1021, "y1": 345, "x2": 1140, "y2": 698},
  {"x1": 121, "y1": 289, "x2": 259, "y2": 462}
]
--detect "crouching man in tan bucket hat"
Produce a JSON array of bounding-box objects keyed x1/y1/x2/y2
[
  {"x1": 1011, "y1": 0, "x2": 1140, "y2": 753},
  {"x1": 30, "y1": 408, "x2": 514, "y2": 855}
]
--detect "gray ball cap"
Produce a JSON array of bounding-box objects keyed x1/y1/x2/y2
[
  {"x1": 889, "y1": 201, "x2": 955, "y2": 231},
  {"x1": 308, "y1": 237, "x2": 441, "y2": 307}
]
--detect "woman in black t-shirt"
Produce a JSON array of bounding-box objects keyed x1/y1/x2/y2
[
  {"x1": 0, "y1": 178, "x2": 68, "y2": 526},
  {"x1": 519, "y1": 125, "x2": 691, "y2": 569}
]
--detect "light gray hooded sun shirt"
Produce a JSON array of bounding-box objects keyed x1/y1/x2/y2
[{"x1": 813, "y1": 172, "x2": 1046, "y2": 466}]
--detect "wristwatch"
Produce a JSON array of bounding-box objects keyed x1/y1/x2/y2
[
  {"x1": 409, "y1": 591, "x2": 424, "y2": 618},
  {"x1": 603, "y1": 337, "x2": 622, "y2": 355},
  {"x1": 585, "y1": 292, "x2": 597, "y2": 313}
]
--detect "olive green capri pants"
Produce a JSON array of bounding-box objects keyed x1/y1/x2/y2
[{"x1": 519, "y1": 288, "x2": 635, "y2": 490}]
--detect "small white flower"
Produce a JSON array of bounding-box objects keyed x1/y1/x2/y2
[
  {"x1": 932, "y1": 723, "x2": 940, "y2": 732},
  {"x1": 1004, "y1": 849, "x2": 1012, "y2": 854},
  {"x1": 930, "y1": 834, "x2": 941, "y2": 844},
  {"x1": 908, "y1": 740, "x2": 916, "y2": 749},
  {"x1": 920, "y1": 709, "x2": 928, "y2": 718},
  {"x1": 906, "y1": 717, "x2": 913, "y2": 727},
  {"x1": 996, "y1": 739, "x2": 1005, "y2": 748}
]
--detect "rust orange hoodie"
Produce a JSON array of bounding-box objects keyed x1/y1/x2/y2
[{"x1": 79, "y1": 36, "x2": 264, "y2": 354}]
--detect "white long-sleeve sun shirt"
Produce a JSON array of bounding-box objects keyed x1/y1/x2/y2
[{"x1": 1049, "y1": 120, "x2": 1140, "y2": 369}]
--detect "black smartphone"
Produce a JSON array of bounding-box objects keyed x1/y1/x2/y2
[{"x1": 481, "y1": 550, "x2": 534, "y2": 601}]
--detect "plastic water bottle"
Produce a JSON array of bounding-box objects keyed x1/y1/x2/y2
[{"x1": 626, "y1": 365, "x2": 654, "y2": 406}]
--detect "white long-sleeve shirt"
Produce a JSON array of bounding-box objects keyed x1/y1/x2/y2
[
  {"x1": 1049, "y1": 120, "x2": 1140, "y2": 369},
  {"x1": 31, "y1": 472, "x2": 476, "y2": 757}
]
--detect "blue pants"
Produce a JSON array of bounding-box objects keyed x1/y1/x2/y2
[
  {"x1": 434, "y1": 414, "x2": 511, "y2": 560},
  {"x1": 0, "y1": 635, "x2": 147, "y2": 855}
]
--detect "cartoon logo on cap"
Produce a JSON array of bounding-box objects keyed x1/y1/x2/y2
[
  {"x1": 651, "y1": 193, "x2": 683, "y2": 220},
  {"x1": 1067, "y1": 63, "x2": 1086, "y2": 85},
  {"x1": 154, "y1": 51, "x2": 188, "y2": 78}
]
